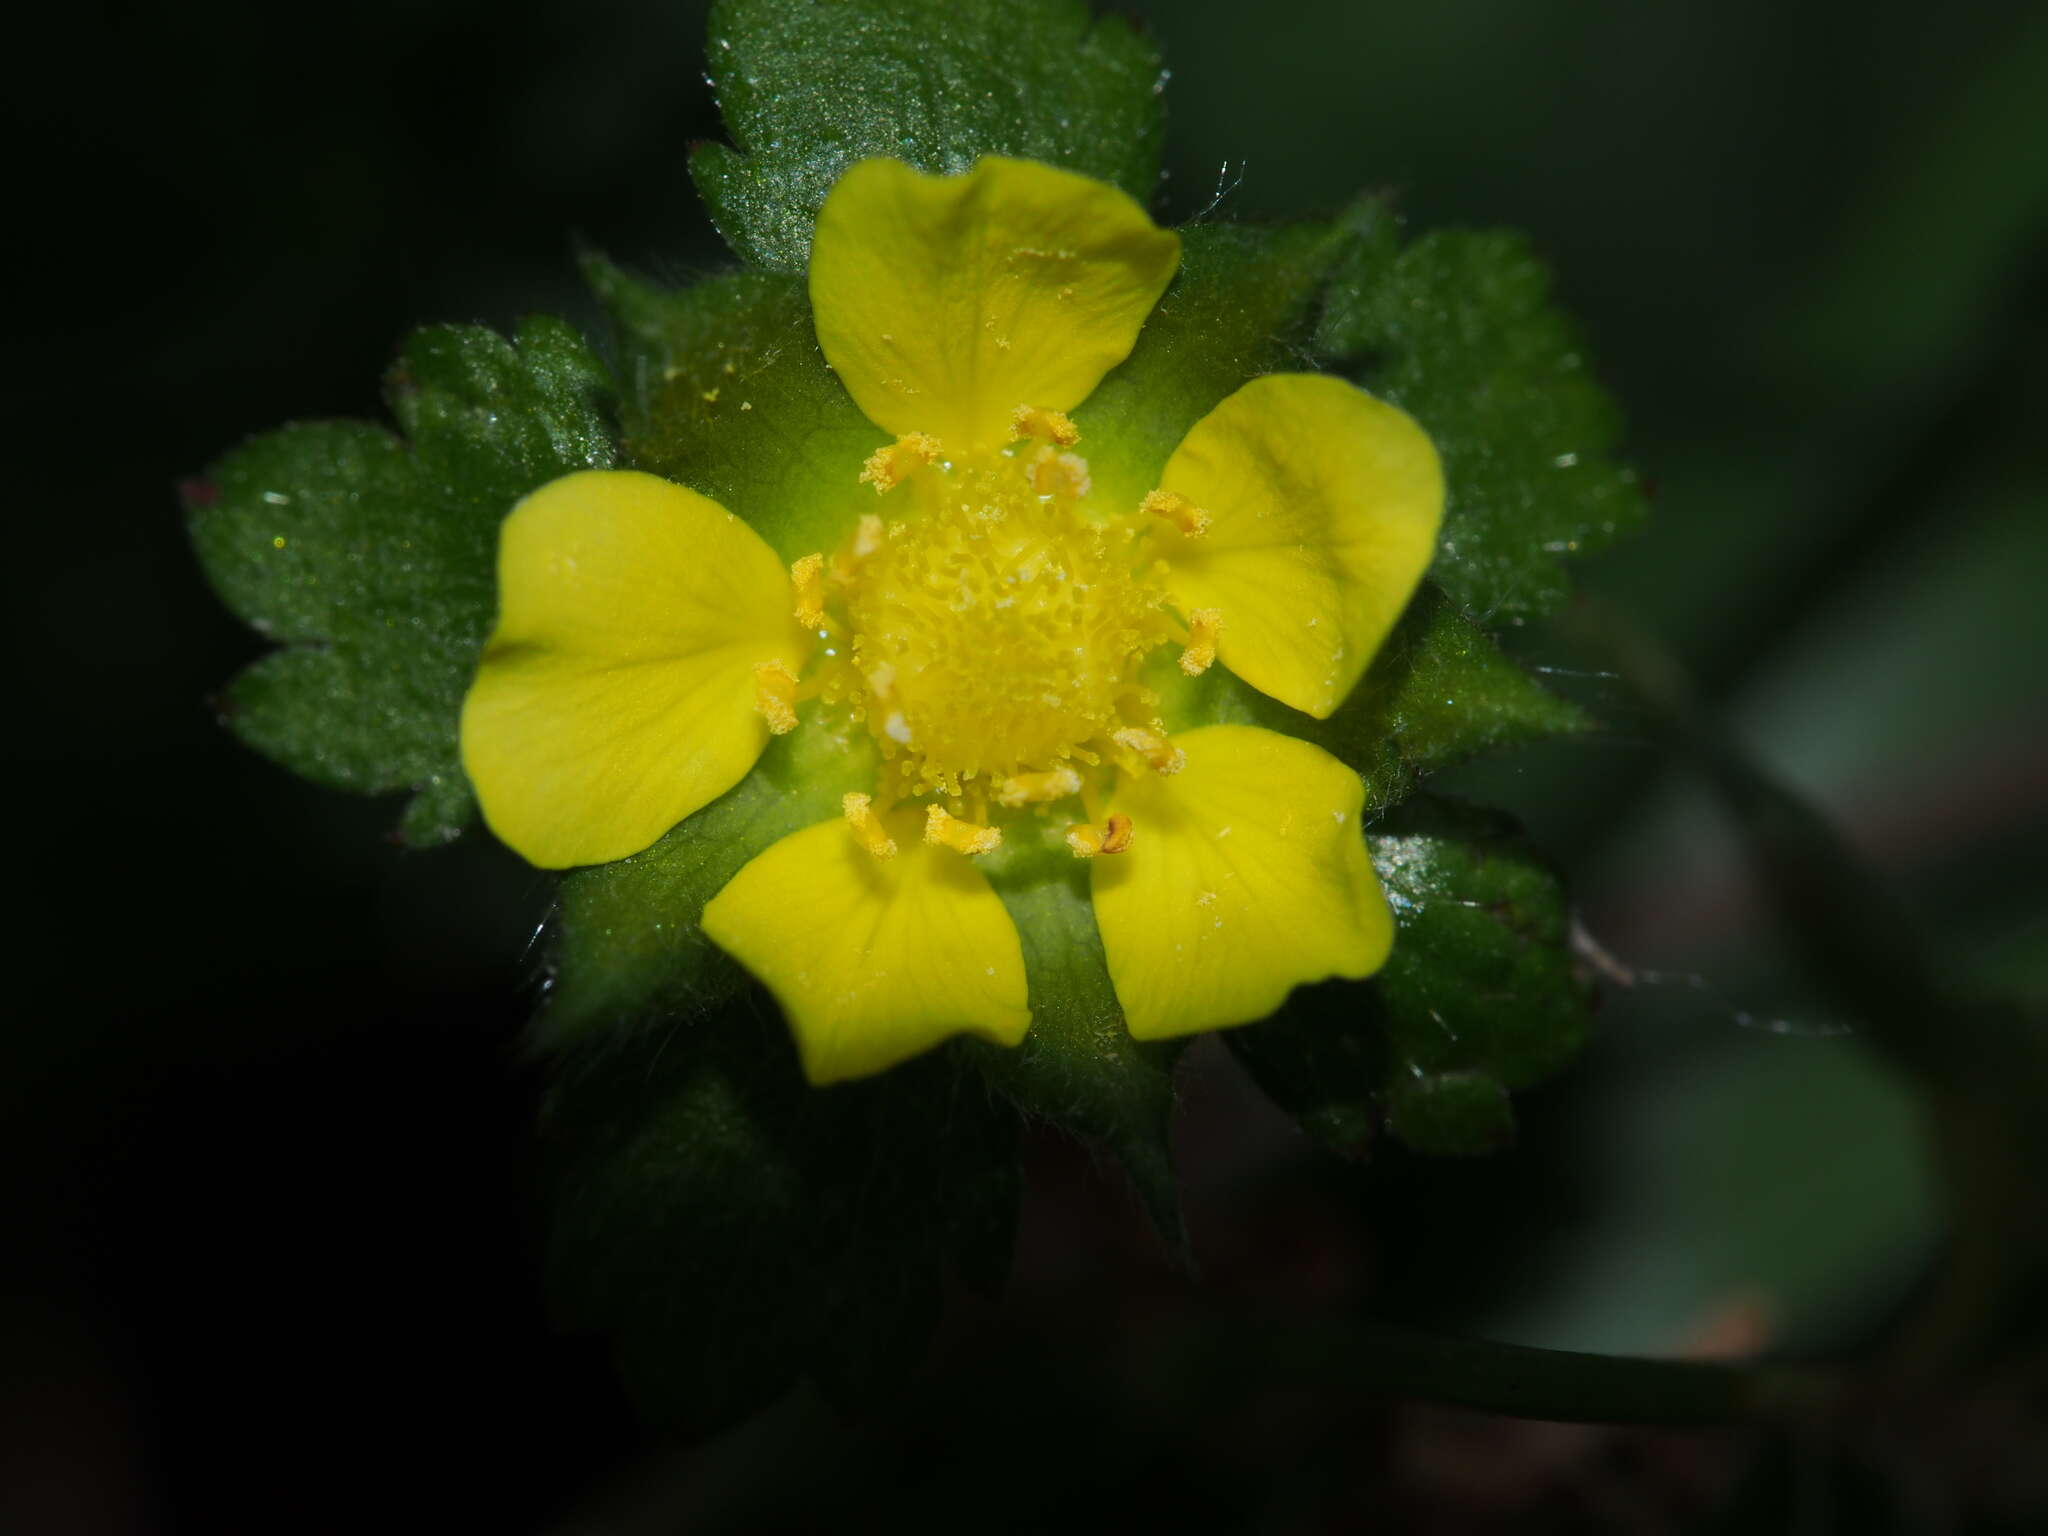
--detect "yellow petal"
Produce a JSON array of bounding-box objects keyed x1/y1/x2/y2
[
  {"x1": 809, "y1": 156, "x2": 1181, "y2": 454},
  {"x1": 461, "y1": 469, "x2": 808, "y2": 870},
  {"x1": 1091, "y1": 724, "x2": 1392, "y2": 1040},
  {"x1": 1154, "y1": 374, "x2": 1443, "y2": 717},
  {"x1": 702, "y1": 812, "x2": 1032, "y2": 1085}
]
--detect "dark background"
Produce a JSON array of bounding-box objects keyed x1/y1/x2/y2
[{"x1": 8, "y1": 1, "x2": 2045, "y2": 1529}]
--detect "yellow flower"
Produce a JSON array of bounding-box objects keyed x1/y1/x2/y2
[{"x1": 460, "y1": 156, "x2": 1443, "y2": 1085}]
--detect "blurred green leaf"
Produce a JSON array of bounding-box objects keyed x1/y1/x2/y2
[
  {"x1": 1231, "y1": 795, "x2": 1592, "y2": 1156},
  {"x1": 1382, "y1": 1070, "x2": 1517, "y2": 1157},
  {"x1": 545, "y1": 1014, "x2": 1017, "y2": 1431},
  {"x1": 693, "y1": 0, "x2": 1164, "y2": 272},
  {"x1": 1319, "y1": 200, "x2": 1647, "y2": 622},
  {"x1": 187, "y1": 318, "x2": 616, "y2": 843}
]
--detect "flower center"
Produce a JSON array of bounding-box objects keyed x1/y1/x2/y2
[
  {"x1": 841, "y1": 451, "x2": 1169, "y2": 800},
  {"x1": 761, "y1": 411, "x2": 1223, "y2": 855}
]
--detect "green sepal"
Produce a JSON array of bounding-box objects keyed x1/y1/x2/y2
[
  {"x1": 540, "y1": 713, "x2": 876, "y2": 1056},
  {"x1": 543, "y1": 1010, "x2": 1017, "y2": 1432},
  {"x1": 187, "y1": 317, "x2": 616, "y2": 844},
  {"x1": 1319, "y1": 199, "x2": 1648, "y2": 622},
  {"x1": 692, "y1": 0, "x2": 1164, "y2": 273},
  {"x1": 1158, "y1": 584, "x2": 1589, "y2": 819},
  {"x1": 1229, "y1": 795, "x2": 1593, "y2": 1158},
  {"x1": 974, "y1": 828, "x2": 1186, "y2": 1244},
  {"x1": 586, "y1": 256, "x2": 881, "y2": 564},
  {"x1": 1078, "y1": 218, "x2": 1355, "y2": 516}
]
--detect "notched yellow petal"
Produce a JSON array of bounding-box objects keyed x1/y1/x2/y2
[
  {"x1": 701, "y1": 816, "x2": 1030, "y2": 1085},
  {"x1": 790, "y1": 553, "x2": 826, "y2": 628},
  {"x1": 1011, "y1": 404, "x2": 1081, "y2": 447},
  {"x1": 859, "y1": 432, "x2": 943, "y2": 493},
  {"x1": 1091, "y1": 724, "x2": 1393, "y2": 1041},
  {"x1": 1154, "y1": 373, "x2": 1443, "y2": 717},
  {"x1": 1140, "y1": 488, "x2": 1210, "y2": 538},
  {"x1": 1179, "y1": 607, "x2": 1223, "y2": 676},
  {"x1": 842, "y1": 791, "x2": 898, "y2": 858},
  {"x1": 810, "y1": 156, "x2": 1180, "y2": 452},
  {"x1": 996, "y1": 765, "x2": 1083, "y2": 807},
  {"x1": 925, "y1": 804, "x2": 1002, "y2": 855},
  {"x1": 1113, "y1": 726, "x2": 1186, "y2": 776},
  {"x1": 1065, "y1": 812, "x2": 1134, "y2": 858},
  {"x1": 752, "y1": 659, "x2": 800, "y2": 735},
  {"x1": 459, "y1": 469, "x2": 808, "y2": 870}
]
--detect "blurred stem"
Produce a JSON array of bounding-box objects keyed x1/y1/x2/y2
[
  {"x1": 1157, "y1": 1317, "x2": 1845, "y2": 1427},
  {"x1": 1575, "y1": 598, "x2": 2048, "y2": 1389},
  {"x1": 1559, "y1": 258, "x2": 2047, "y2": 862}
]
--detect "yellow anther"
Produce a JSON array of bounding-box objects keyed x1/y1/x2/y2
[
  {"x1": 859, "y1": 432, "x2": 943, "y2": 493},
  {"x1": 1010, "y1": 405, "x2": 1081, "y2": 447},
  {"x1": 1028, "y1": 445, "x2": 1092, "y2": 499},
  {"x1": 1179, "y1": 607, "x2": 1223, "y2": 676},
  {"x1": 752, "y1": 660, "x2": 800, "y2": 735},
  {"x1": 996, "y1": 765, "x2": 1084, "y2": 807},
  {"x1": 842, "y1": 792, "x2": 897, "y2": 858},
  {"x1": 924, "y1": 804, "x2": 1002, "y2": 855},
  {"x1": 1113, "y1": 726, "x2": 1186, "y2": 776},
  {"x1": 1140, "y1": 488, "x2": 1210, "y2": 538},
  {"x1": 1065, "y1": 813, "x2": 1135, "y2": 858},
  {"x1": 790, "y1": 553, "x2": 826, "y2": 628}
]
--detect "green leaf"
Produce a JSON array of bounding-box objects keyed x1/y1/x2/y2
[
  {"x1": 1373, "y1": 795, "x2": 1594, "y2": 1088},
  {"x1": 1229, "y1": 795, "x2": 1593, "y2": 1157},
  {"x1": 541, "y1": 714, "x2": 875, "y2": 1055},
  {"x1": 972, "y1": 831, "x2": 1185, "y2": 1241},
  {"x1": 585, "y1": 257, "x2": 881, "y2": 563},
  {"x1": 1318, "y1": 200, "x2": 1648, "y2": 623},
  {"x1": 1159, "y1": 583, "x2": 1589, "y2": 819},
  {"x1": 692, "y1": 0, "x2": 1164, "y2": 273},
  {"x1": 1382, "y1": 1070, "x2": 1517, "y2": 1157},
  {"x1": 1078, "y1": 218, "x2": 1355, "y2": 516},
  {"x1": 187, "y1": 318, "x2": 616, "y2": 843},
  {"x1": 544, "y1": 1010, "x2": 1017, "y2": 1431}
]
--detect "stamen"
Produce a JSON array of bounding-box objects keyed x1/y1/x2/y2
[
  {"x1": 1010, "y1": 405, "x2": 1081, "y2": 447},
  {"x1": 1179, "y1": 607, "x2": 1223, "y2": 676},
  {"x1": 995, "y1": 765, "x2": 1084, "y2": 807},
  {"x1": 1140, "y1": 488, "x2": 1210, "y2": 538},
  {"x1": 924, "y1": 804, "x2": 1002, "y2": 855},
  {"x1": 1028, "y1": 445, "x2": 1092, "y2": 499},
  {"x1": 752, "y1": 660, "x2": 799, "y2": 735},
  {"x1": 859, "y1": 432, "x2": 942, "y2": 493},
  {"x1": 1113, "y1": 726, "x2": 1186, "y2": 776},
  {"x1": 790, "y1": 553, "x2": 826, "y2": 628},
  {"x1": 842, "y1": 792, "x2": 897, "y2": 858},
  {"x1": 1065, "y1": 813, "x2": 1134, "y2": 858},
  {"x1": 830, "y1": 515, "x2": 888, "y2": 588}
]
